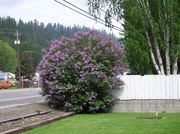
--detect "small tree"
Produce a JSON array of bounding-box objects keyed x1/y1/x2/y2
[
  {"x1": 38, "y1": 31, "x2": 124, "y2": 113},
  {"x1": 0, "y1": 40, "x2": 17, "y2": 73}
]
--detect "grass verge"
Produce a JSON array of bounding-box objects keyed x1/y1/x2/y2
[{"x1": 23, "y1": 113, "x2": 180, "y2": 134}]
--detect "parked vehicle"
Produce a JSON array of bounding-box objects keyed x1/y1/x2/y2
[
  {"x1": 0, "y1": 80, "x2": 12, "y2": 89},
  {"x1": 0, "y1": 72, "x2": 17, "y2": 88}
]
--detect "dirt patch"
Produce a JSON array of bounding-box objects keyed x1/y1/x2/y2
[
  {"x1": 136, "y1": 116, "x2": 162, "y2": 120},
  {"x1": 0, "y1": 103, "x2": 74, "y2": 134}
]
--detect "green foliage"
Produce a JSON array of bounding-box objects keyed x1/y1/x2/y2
[
  {"x1": 38, "y1": 31, "x2": 124, "y2": 113},
  {"x1": 20, "y1": 41, "x2": 41, "y2": 78},
  {"x1": 0, "y1": 16, "x2": 120, "y2": 75},
  {"x1": 0, "y1": 40, "x2": 17, "y2": 73},
  {"x1": 88, "y1": 0, "x2": 180, "y2": 74}
]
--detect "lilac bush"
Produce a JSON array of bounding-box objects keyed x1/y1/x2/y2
[{"x1": 38, "y1": 31, "x2": 124, "y2": 113}]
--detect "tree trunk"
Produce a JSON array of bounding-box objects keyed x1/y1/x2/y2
[
  {"x1": 172, "y1": 55, "x2": 178, "y2": 74},
  {"x1": 163, "y1": 0, "x2": 171, "y2": 75},
  {"x1": 139, "y1": 0, "x2": 165, "y2": 75},
  {"x1": 164, "y1": 26, "x2": 170, "y2": 75},
  {"x1": 145, "y1": 31, "x2": 161, "y2": 75},
  {"x1": 154, "y1": 45, "x2": 165, "y2": 75}
]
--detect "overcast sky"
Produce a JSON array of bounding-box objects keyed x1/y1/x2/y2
[{"x1": 0, "y1": 0, "x2": 123, "y2": 37}]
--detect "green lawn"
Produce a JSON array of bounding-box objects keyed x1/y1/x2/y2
[{"x1": 23, "y1": 113, "x2": 180, "y2": 134}]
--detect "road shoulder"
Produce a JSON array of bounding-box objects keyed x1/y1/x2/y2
[{"x1": 0, "y1": 103, "x2": 74, "y2": 134}]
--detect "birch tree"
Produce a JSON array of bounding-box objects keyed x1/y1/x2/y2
[{"x1": 88, "y1": 0, "x2": 180, "y2": 75}]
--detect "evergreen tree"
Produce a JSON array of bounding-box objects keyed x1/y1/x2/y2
[
  {"x1": 88, "y1": 0, "x2": 180, "y2": 74},
  {"x1": 0, "y1": 16, "x2": 120, "y2": 76}
]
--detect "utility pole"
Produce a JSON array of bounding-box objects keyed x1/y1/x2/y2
[
  {"x1": 14, "y1": 30, "x2": 21, "y2": 88},
  {"x1": 29, "y1": 51, "x2": 34, "y2": 77},
  {"x1": 25, "y1": 50, "x2": 34, "y2": 77},
  {"x1": 26, "y1": 50, "x2": 34, "y2": 87}
]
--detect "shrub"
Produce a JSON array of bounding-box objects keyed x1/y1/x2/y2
[{"x1": 38, "y1": 31, "x2": 124, "y2": 113}]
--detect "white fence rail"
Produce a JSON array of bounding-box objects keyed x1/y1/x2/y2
[{"x1": 115, "y1": 75, "x2": 180, "y2": 100}]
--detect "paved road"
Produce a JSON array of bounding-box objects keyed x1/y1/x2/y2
[{"x1": 0, "y1": 88, "x2": 45, "y2": 109}]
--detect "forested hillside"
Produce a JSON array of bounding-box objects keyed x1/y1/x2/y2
[{"x1": 0, "y1": 16, "x2": 118, "y2": 77}]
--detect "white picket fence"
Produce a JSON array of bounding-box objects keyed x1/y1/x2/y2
[{"x1": 114, "y1": 75, "x2": 180, "y2": 100}]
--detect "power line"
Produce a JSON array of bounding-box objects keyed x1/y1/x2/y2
[
  {"x1": 54, "y1": 0, "x2": 109, "y2": 30},
  {"x1": 54, "y1": 0, "x2": 123, "y2": 33},
  {"x1": 60, "y1": 0, "x2": 123, "y2": 31},
  {"x1": 58, "y1": 0, "x2": 123, "y2": 32}
]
